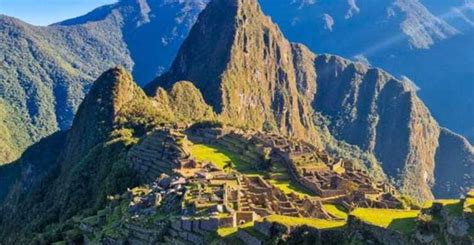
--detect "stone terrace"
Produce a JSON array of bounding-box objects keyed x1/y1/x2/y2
[{"x1": 128, "y1": 129, "x2": 189, "y2": 182}]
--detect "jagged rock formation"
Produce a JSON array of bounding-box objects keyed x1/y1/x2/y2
[
  {"x1": 1, "y1": 0, "x2": 473, "y2": 167},
  {"x1": 0, "y1": 0, "x2": 473, "y2": 243},
  {"x1": 145, "y1": 0, "x2": 472, "y2": 201}
]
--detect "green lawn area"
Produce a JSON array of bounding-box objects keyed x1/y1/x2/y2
[
  {"x1": 268, "y1": 179, "x2": 314, "y2": 198},
  {"x1": 323, "y1": 204, "x2": 348, "y2": 220},
  {"x1": 351, "y1": 208, "x2": 420, "y2": 234},
  {"x1": 189, "y1": 144, "x2": 257, "y2": 173},
  {"x1": 265, "y1": 215, "x2": 346, "y2": 229},
  {"x1": 189, "y1": 144, "x2": 233, "y2": 169}
]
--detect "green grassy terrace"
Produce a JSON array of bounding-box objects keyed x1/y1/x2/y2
[
  {"x1": 188, "y1": 143, "x2": 254, "y2": 172},
  {"x1": 265, "y1": 215, "x2": 346, "y2": 229},
  {"x1": 351, "y1": 208, "x2": 420, "y2": 234}
]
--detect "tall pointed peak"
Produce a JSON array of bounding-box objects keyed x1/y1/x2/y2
[
  {"x1": 146, "y1": 0, "x2": 319, "y2": 142},
  {"x1": 64, "y1": 66, "x2": 146, "y2": 162}
]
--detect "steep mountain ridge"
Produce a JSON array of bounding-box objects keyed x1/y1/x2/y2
[
  {"x1": 314, "y1": 54, "x2": 441, "y2": 200},
  {"x1": 0, "y1": 0, "x2": 205, "y2": 164},
  {"x1": 260, "y1": 0, "x2": 474, "y2": 142},
  {"x1": 146, "y1": 0, "x2": 471, "y2": 201},
  {"x1": 0, "y1": 0, "x2": 472, "y2": 242},
  {"x1": 0, "y1": 64, "x2": 221, "y2": 243},
  {"x1": 1, "y1": 0, "x2": 473, "y2": 166},
  {"x1": 62, "y1": 67, "x2": 160, "y2": 163},
  {"x1": 146, "y1": 0, "x2": 321, "y2": 143},
  {"x1": 0, "y1": 67, "x2": 158, "y2": 242},
  {"x1": 0, "y1": 14, "x2": 131, "y2": 164}
]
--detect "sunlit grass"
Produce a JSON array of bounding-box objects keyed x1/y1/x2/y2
[
  {"x1": 464, "y1": 198, "x2": 474, "y2": 213},
  {"x1": 323, "y1": 204, "x2": 348, "y2": 220},
  {"x1": 265, "y1": 215, "x2": 345, "y2": 229},
  {"x1": 351, "y1": 208, "x2": 419, "y2": 234},
  {"x1": 189, "y1": 143, "x2": 257, "y2": 173},
  {"x1": 268, "y1": 179, "x2": 313, "y2": 198},
  {"x1": 189, "y1": 144, "x2": 232, "y2": 169}
]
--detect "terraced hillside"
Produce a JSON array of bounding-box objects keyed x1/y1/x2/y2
[{"x1": 29, "y1": 124, "x2": 473, "y2": 244}]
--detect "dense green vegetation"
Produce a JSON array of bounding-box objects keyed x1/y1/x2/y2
[
  {"x1": 0, "y1": 132, "x2": 139, "y2": 242},
  {"x1": 0, "y1": 0, "x2": 472, "y2": 243}
]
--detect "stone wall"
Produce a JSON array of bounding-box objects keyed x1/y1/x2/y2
[{"x1": 236, "y1": 229, "x2": 264, "y2": 245}]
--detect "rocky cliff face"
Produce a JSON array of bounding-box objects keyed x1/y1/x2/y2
[
  {"x1": 62, "y1": 66, "x2": 161, "y2": 163},
  {"x1": 434, "y1": 129, "x2": 474, "y2": 198},
  {"x1": 260, "y1": 0, "x2": 474, "y2": 143},
  {"x1": 313, "y1": 54, "x2": 441, "y2": 201}
]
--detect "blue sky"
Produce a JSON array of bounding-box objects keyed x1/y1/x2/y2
[{"x1": 0, "y1": 0, "x2": 117, "y2": 26}]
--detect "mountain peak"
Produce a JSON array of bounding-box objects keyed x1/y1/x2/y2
[
  {"x1": 63, "y1": 66, "x2": 146, "y2": 162},
  {"x1": 145, "y1": 0, "x2": 320, "y2": 142}
]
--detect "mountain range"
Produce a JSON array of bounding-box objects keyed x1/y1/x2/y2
[
  {"x1": 0, "y1": 0, "x2": 473, "y2": 165},
  {"x1": 262, "y1": 0, "x2": 474, "y2": 143},
  {"x1": 0, "y1": 0, "x2": 473, "y2": 243},
  {"x1": 0, "y1": 0, "x2": 471, "y2": 198}
]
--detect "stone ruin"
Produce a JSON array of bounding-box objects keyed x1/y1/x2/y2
[
  {"x1": 123, "y1": 125, "x2": 404, "y2": 243},
  {"x1": 233, "y1": 175, "x2": 332, "y2": 219},
  {"x1": 128, "y1": 173, "x2": 187, "y2": 216}
]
